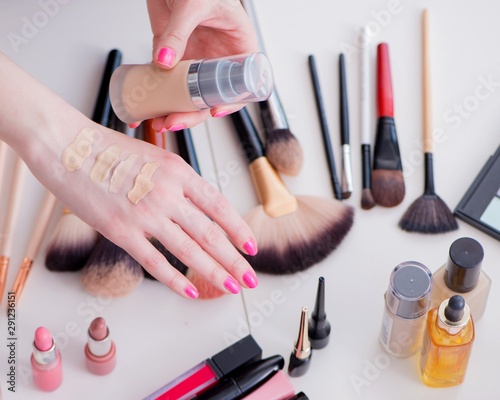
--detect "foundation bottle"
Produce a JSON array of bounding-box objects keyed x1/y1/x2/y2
[
  {"x1": 420, "y1": 295, "x2": 474, "y2": 387},
  {"x1": 110, "y1": 52, "x2": 274, "y2": 123},
  {"x1": 380, "y1": 261, "x2": 432, "y2": 358},
  {"x1": 431, "y1": 237, "x2": 491, "y2": 321}
]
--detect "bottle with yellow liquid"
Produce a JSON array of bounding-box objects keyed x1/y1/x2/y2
[{"x1": 420, "y1": 295, "x2": 474, "y2": 387}]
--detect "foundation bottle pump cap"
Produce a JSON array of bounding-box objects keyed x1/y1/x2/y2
[
  {"x1": 386, "y1": 261, "x2": 432, "y2": 319},
  {"x1": 445, "y1": 237, "x2": 484, "y2": 293}
]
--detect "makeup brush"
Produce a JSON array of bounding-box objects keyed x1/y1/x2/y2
[
  {"x1": 360, "y1": 26, "x2": 376, "y2": 210},
  {"x1": 371, "y1": 43, "x2": 405, "y2": 207},
  {"x1": 308, "y1": 54, "x2": 342, "y2": 201},
  {"x1": 230, "y1": 107, "x2": 354, "y2": 274},
  {"x1": 0, "y1": 155, "x2": 28, "y2": 304},
  {"x1": 241, "y1": 0, "x2": 304, "y2": 176},
  {"x1": 339, "y1": 53, "x2": 353, "y2": 199},
  {"x1": 10, "y1": 191, "x2": 57, "y2": 303},
  {"x1": 45, "y1": 49, "x2": 122, "y2": 272},
  {"x1": 399, "y1": 10, "x2": 458, "y2": 233}
]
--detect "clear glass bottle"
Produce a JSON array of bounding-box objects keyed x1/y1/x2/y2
[
  {"x1": 431, "y1": 237, "x2": 491, "y2": 321},
  {"x1": 420, "y1": 295, "x2": 475, "y2": 387}
]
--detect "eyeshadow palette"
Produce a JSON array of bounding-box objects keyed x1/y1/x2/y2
[{"x1": 455, "y1": 145, "x2": 500, "y2": 241}]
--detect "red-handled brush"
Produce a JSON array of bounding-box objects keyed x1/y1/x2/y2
[{"x1": 371, "y1": 43, "x2": 405, "y2": 207}]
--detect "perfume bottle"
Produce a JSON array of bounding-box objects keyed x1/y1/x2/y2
[
  {"x1": 380, "y1": 261, "x2": 432, "y2": 358},
  {"x1": 420, "y1": 295, "x2": 475, "y2": 387},
  {"x1": 430, "y1": 237, "x2": 491, "y2": 321}
]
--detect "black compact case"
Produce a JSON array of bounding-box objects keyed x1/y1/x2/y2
[{"x1": 455, "y1": 145, "x2": 500, "y2": 241}]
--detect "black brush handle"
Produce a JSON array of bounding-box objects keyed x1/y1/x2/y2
[
  {"x1": 230, "y1": 107, "x2": 265, "y2": 164},
  {"x1": 361, "y1": 144, "x2": 372, "y2": 189},
  {"x1": 177, "y1": 128, "x2": 201, "y2": 175},
  {"x1": 308, "y1": 54, "x2": 342, "y2": 200},
  {"x1": 339, "y1": 54, "x2": 350, "y2": 146},
  {"x1": 373, "y1": 117, "x2": 402, "y2": 170},
  {"x1": 92, "y1": 49, "x2": 122, "y2": 127}
]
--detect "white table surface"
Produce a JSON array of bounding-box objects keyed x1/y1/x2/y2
[{"x1": 1, "y1": 1, "x2": 500, "y2": 399}]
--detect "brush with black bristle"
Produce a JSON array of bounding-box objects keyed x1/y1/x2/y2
[
  {"x1": 241, "y1": 0, "x2": 304, "y2": 176},
  {"x1": 359, "y1": 26, "x2": 376, "y2": 210},
  {"x1": 230, "y1": 107, "x2": 354, "y2": 274},
  {"x1": 45, "y1": 49, "x2": 122, "y2": 272},
  {"x1": 399, "y1": 10, "x2": 458, "y2": 233},
  {"x1": 371, "y1": 43, "x2": 405, "y2": 207}
]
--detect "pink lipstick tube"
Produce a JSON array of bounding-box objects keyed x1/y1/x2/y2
[
  {"x1": 85, "y1": 317, "x2": 117, "y2": 375},
  {"x1": 31, "y1": 327, "x2": 63, "y2": 391}
]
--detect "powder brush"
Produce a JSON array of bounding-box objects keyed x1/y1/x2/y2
[{"x1": 230, "y1": 107, "x2": 354, "y2": 274}]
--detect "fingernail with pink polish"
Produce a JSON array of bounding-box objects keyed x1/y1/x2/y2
[
  {"x1": 128, "y1": 122, "x2": 140, "y2": 129},
  {"x1": 185, "y1": 285, "x2": 199, "y2": 299},
  {"x1": 168, "y1": 124, "x2": 185, "y2": 132},
  {"x1": 157, "y1": 47, "x2": 175, "y2": 68},
  {"x1": 243, "y1": 270, "x2": 259, "y2": 289},
  {"x1": 213, "y1": 110, "x2": 230, "y2": 118},
  {"x1": 224, "y1": 277, "x2": 241, "y2": 294},
  {"x1": 243, "y1": 239, "x2": 258, "y2": 256}
]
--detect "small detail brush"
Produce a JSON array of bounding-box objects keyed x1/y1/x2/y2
[
  {"x1": 371, "y1": 43, "x2": 405, "y2": 207},
  {"x1": 399, "y1": 9, "x2": 458, "y2": 233},
  {"x1": 308, "y1": 276, "x2": 331, "y2": 349},
  {"x1": 339, "y1": 53, "x2": 353, "y2": 199},
  {"x1": 360, "y1": 26, "x2": 376, "y2": 210},
  {"x1": 230, "y1": 107, "x2": 354, "y2": 274},
  {"x1": 308, "y1": 55, "x2": 343, "y2": 201},
  {"x1": 11, "y1": 191, "x2": 57, "y2": 303},
  {"x1": 45, "y1": 49, "x2": 122, "y2": 272},
  {"x1": 241, "y1": 0, "x2": 304, "y2": 176}
]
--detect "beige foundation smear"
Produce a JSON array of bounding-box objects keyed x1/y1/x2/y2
[
  {"x1": 62, "y1": 127, "x2": 95, "y2": 171},
  {"x1": 109, "y1": 154, "x2": 138, "y2": 193},
  {"x1": 90, "y1": 144, "x2": 121, "y2": 183},
  {"x1": 127, "y1": 162, "x2": 159, "y2": 204}
]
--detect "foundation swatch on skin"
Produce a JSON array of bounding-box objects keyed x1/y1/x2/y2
[
  {"x1": 62, "y1": 127, "x2": 96, "y2": 171},
  {"x1": 109, "y1": 154, "x2": 138, "y2": 193},
  {"x1": 127, "y1": 162, "x2": 159, "y2": 204},
  {"x1": 90, "y1": 145, "x2": 122, "y2": 183}
]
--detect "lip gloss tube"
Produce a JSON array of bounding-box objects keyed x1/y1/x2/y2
[
  {"x1": 31, "y1": 327, "x2": 63, "y2": 392},
  {"x1": 85, "y1": 317, "x2": 117, "y2": 375},
  {"x1": 143, "y1": 335, "x2": 262, "y2": 400},
  {"x1": 110, "y1": 52, "x2": 274, "y2": 124}
]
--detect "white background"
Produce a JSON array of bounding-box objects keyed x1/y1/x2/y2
[{"x1": 1, "y1": 0, "x2": 500, "y2": 399}]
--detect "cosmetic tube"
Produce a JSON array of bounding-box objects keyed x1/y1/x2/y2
[
  {"x1": 110, "y1": 52, "x2": 274, "y2": 123},
  {"x1": 241, "y1": 371, "x2": 294, "y2": 400},
  {"x1": 380, "y1": 261, "x2": 432, "y2": 357},
  {"x1": 430, "y1": 237, "x2": 491, "y2": 321},
  {"x1": 192, "y1": 355, "x2": 284, "y2": 400},
  {"x1": 420, "y1": 295, "x2": 475, "y2": 387},
  {"x1": 288, "y1": 307, "x2": 312, "y2": 377},
  {"x1": 143, "y1": 335, "x2": 262, "y2": 400},
  {"x1": 31, "y1": 327, "x2": 63, "y2": 392},
  {"x1": 85, "y1": 317, "x2": 116, "y2": 375}
]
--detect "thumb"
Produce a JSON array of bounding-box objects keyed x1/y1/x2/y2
[{"x1": 153, "y1": 5, "x2": 204, "y2": 69}]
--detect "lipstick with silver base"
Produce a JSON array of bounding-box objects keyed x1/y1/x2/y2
[{"x1": 85, "y1": 317, "x2": 116, "y2": 375}]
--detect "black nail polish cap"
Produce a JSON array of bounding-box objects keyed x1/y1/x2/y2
[
  {"x1": 308, "y1": 276, "x2": 331, "y2": 349},
  {"x1": 287, "y1": 392, "x2": 310, "y2": 400},
  {"x1": 288, "y1": 306, "x2": 312, "y2": 377}
]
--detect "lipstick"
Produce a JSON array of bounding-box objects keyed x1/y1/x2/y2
[
  {"x1": 85, "y1": 317, "x2": 117, "y2": 375},
  {"x1": 288, "y1": 307, "x2": 312, "y2": 377},
  {"x1": 308, "y1": 277, "x2": 331, "y2": 349},
  {"x1": 144, "y1": 335, "x2": 262, "y2": 400},
  {"x1": 192, "y1": 355, "x2": 284, "y2": 400},
  {"x1": 30, "y1": 327, "x2": 63, "y2": 392}
]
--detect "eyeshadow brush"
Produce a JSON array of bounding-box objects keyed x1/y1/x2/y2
[
  {"x1": 230, "y1": 107, "x2": 354, "y2": 274},
  {"x1": 241, "y1": 0, "x2": 304, "y2": 176},
  {"x1": 44, "y1": 49, "x2": 122, "y2": 272},
  {"x1": 339, "y1": 53, "x2": 353, "y2": 199},
  {"x1": 371, "y1": 43, "x2": 405, "y2": 207},
  {"x1": 399, "y1": 9, "x2": 458, "y2": 233}
]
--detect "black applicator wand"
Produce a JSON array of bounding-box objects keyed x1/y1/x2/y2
[{"x1": 308, "y1": 276, "x2": 331, "y2": 349}]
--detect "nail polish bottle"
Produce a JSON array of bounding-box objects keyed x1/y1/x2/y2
[
  {"x1": 85, "y1": 317, "x2": 117, "y2": 375},
  {"x1": 430, "y1": 237, "x2": 491, "y2": 321},
  {"x1": 420, "y1": 295, "x2": 475, "y2": 387},
  {"x1": 110, "y1": 53, "x2": 274, "y2": 124},
  {"x1": 31, "y1": 327, "x2": 63, "y2": 392},
  {"x1": 288, "y1": 307, "x2": 312, "y2": 377},
  {"x1": 308, "y1": 277, "x2": 331, "y2": 349},
  {"x1": 380, "y1": 261, "x2": 432, "y2": 358}
]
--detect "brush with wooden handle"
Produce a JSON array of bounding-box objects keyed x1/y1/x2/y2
[
  {"x1": 230, "y1": 107, "x2": 354, "y2": 274},
  {"x1": 399, "y1": 9, "x2": 458, "y2": 233}
]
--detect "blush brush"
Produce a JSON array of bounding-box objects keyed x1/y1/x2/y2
[
  {"x1": 399, "y1": 9, "x2": 458, "y2": 233},
  {"x1": 371, "y1": 43, "x2": 405, "y2": 207},
  {"x1": 230, "y1": 107, "x2": 354, "y2": 274}
]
